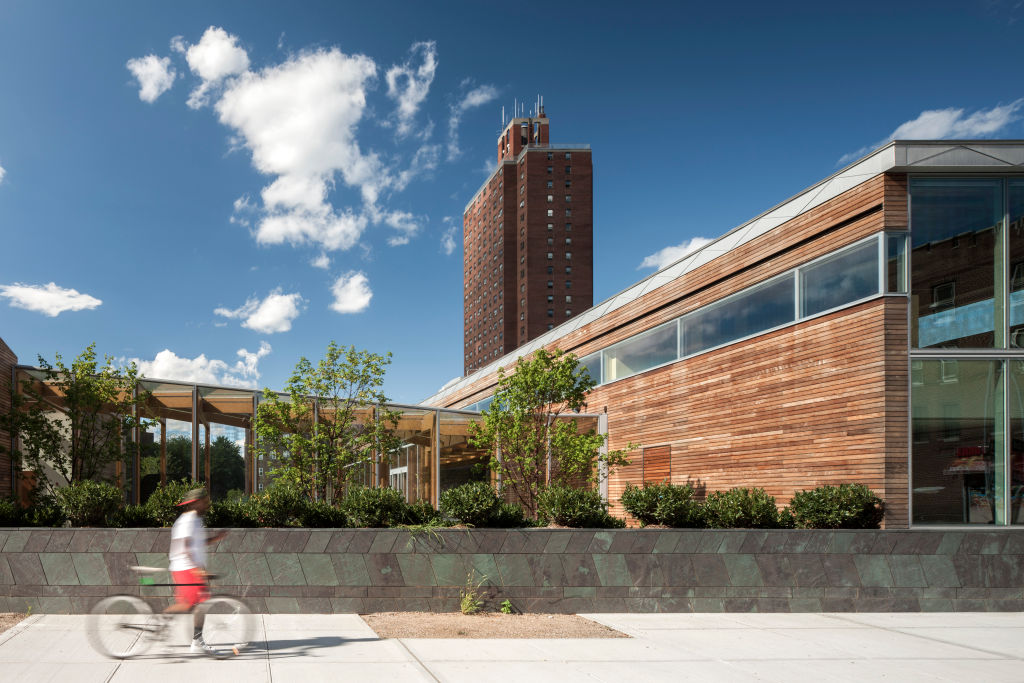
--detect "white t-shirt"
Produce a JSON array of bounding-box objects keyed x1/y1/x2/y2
[{"x1": 169, "y1": 510, "x2": 207, "y2": 572}]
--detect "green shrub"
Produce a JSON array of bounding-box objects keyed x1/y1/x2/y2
[
  {"x1": 490, "y1": 501, "x2": 530, "y2": 528},
  {"x1": 205, "y1": 499, "x2": 258, "y2": 528},
  {"x1": 145, "y1": 479, "x2": 198, "y2": 526},
  {"x1": 789, "y1": 484, "x2": 884, "y2": 529},
  {"x1": 111, "y1": 504, "x2": 158, "y2": 528},
  {"x1": 249, "y1": 480, "x2": 308, "y2": 527},
  {"x1": 440, "y1": 481, "x2": 501, "y2": 526},
  {"x1": 537, "y1": 485, "x2": 624, "y2": 528},
  {"x1": 620, "y1": 482, "x2": 702, "y2": 527},
  {"x1": 21, "y1": 493, "x2": 66, "y2": 527},
  {"x1": 702, "y1": 487, "x2": 781, "y2": 528},
  {"x1": 406, "y1": 499, "x2": 444, "y2": 526},
  {"x1": 299, "y1": 500, "x2": 348, "y2": 528},
  {"x1": 55, "y1": 480, "x2": 123, "y2": 526},
  {"x1": 341, "y1": 486, "x2": 410, "y2": 527},
  {"x1": 0, "y1": 499, "x2": 22, "y2": 526}
]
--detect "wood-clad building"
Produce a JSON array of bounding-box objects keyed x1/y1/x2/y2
[{"x1": 427, "y1": 141, "x2": 1024, "y2": 529}]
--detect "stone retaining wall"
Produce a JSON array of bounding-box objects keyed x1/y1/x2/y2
[{"x1": 1, "y1": 527, "x2": 1022, "y2": 613}]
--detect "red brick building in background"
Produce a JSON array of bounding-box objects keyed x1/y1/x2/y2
[{"x1": 462, "y1": 105, "x2": 593, "y2": 375}]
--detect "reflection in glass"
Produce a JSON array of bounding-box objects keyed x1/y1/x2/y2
[
  {"x1": 439, "y1": 411, "x2": 491, "y2": 495},
  {"x1": 683, "y1": 274, "x2": 795, "y2": 356},
  {"x1": 912, "y1": 359, "x2": 1004, "y2": 525},
  {"x1": 604, "y1": 322, "x2": 677, "y2": 382},
  {"x1": 393, "y1": 408, "x2": 435, "y2": 504},
  {"x1": 800, "y1": 240, "x2": 879, "y2": 317},
  {"x1": 910, "y1": 179, "x2": 1002, "y2": 349},
  {"x1": 887, "y1": 233, "x2": 908, "y2": 294},
  {"x1": 1008, "y1": 181, "x2": 1024, "y2": 348},
  {"x1": 198, "y1": 387, "x2": 253, "y2": 501},
  {"x1": 579, "y1": 352, "x2": 601, "y2": 385},
  {"x1": 1009, "y1": 361, "x2": 1024, "y2": 524}
]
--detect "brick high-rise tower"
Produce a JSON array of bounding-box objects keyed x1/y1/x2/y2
[{"x1": 462, "y1": 105, "x2": 593, "y2": 375}]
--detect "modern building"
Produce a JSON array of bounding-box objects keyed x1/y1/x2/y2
[
  {"x1": 0, "y1": 343, "x2": 601, "y2": 507},
  {"x1": 462, "y1": 104, "x2": 593, "y2": 374},
  {"x1": 428, "y1": 140, "x2": 1024, "y2": 529}
]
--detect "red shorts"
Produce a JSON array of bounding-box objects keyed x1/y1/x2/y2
[{"x1": 172, "y1": 568, "x2": 209, "y2": 608}]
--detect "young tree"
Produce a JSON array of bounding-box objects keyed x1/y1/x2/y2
[
  {"x1": 0, "y1": 343, "x2": 151, "y2": 495},
  {"x1": 254, "y1": 341, "x2": 402, "y2": 502},
  {"x1": 468, "y1": 348, "x2": 634, "y2": 517}
]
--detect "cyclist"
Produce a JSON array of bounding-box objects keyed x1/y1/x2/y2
[{"x1": 165, "y1": 487, "x2": 227, "y2": 655}]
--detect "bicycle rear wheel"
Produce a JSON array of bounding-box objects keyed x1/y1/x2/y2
[
  {"x1": 198, "y1": 596, "x2": 254, "y2": 658},
  {"x1": 86, "y1": 595, "x2": 157, "y2": 659}
]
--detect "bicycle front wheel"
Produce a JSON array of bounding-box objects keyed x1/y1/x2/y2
[
  {"x1": 199, "y1": 597, "x2": 254, "y2": 658},
  {"x1": 86, "y1": 595, "x2": 157, "y2": 659}
]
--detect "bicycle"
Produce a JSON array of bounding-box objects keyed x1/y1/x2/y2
[{"x1": 86, "y1": 566, "x2": 255, "y2": 660}]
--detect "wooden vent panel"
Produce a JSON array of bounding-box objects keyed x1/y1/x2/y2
[{"x1": 642, "y1": 445, "x2": 671, "y2": 483}]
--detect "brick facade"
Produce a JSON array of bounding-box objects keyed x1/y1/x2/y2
[
  {"x1": 0, "y1": 337, "x2": 16, "y2": 498},
  {"x1": 463, "y1": 109, "x2": 593, "y2": 374}
]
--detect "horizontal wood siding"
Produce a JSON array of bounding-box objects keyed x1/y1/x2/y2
[{"x1": 597, "y1": 298, "x2": 906, "y2": 526}]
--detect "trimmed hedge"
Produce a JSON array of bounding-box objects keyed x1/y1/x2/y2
[
  {"x1": 54, "y1": 481, "x2": 123, "y2": 527},
  {"x1": 620, "y1": 482, "x2": 702, "y2": 527},
  {"x1": 702, "y1": 487, "x2": 783, "y2": 529},
  {"x1": 789, "y1": 484, "x2": 884, "y2": 529},
  {"x1": 538, "y1": 485, "x2": 625, "y2": 528},
  {"x1": 440, "y1": 481, "x2": 501, "y2": 526}
]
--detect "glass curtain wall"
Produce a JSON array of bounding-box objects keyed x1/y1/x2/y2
[
  {"x1": 910, "y1": 177, "x2": 1024, "y2": 525},
  {"x1": 392, "y1": 407, "x2": 435, "y2": 505}
]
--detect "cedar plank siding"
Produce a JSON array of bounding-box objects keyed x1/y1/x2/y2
[
  {"x1": 0, "y1": 337, "x2": 16, "y2": 497},
  {"x1": 438, "y1": 172, "x2": 911, "y2": 527}
]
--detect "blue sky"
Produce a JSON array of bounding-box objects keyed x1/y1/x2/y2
[{"x1": 1, "y1": 0, "x2": 1024, "y2": 404}]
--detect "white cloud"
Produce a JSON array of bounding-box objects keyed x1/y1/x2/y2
[
  {"x1": 126, "y1": 54, "x2": 176, "y2": 103},
  {"x1": 0, "y1": 282, "x2": 102, "y2": 316},
  {"x1": 213, "y1": 288, "x2": 304, "y2": 333},
  {"x1": 215, "y1": 46, "x2": 390, "y2": 251},
  {"x1": 638, "y1": 237, "x2": 714, "y2": 271},
  {"x1": 448, "y1": 83, "x2": 498, "y2": 160},
  {"x1": 182, "y1": 26, "x2": 251, "y2": 109},
  {"x1": 310, "y1": 252, "x2": 330, "y2": 269},
  {"x1": 385, "y1": 41, "x2": 437, "y2": 137},
  {"x1": 330, "y1": 272, "x2": 372, "y2": 313},
  {"x1": 133, "y1": 342, "x2": 271, "y2": 389},
  {"x1": 838, "y1": 99, "x2": 1024, "y2": 165},
  {"x1": 441, "y1": 216, "x2": 458, "y2": 255},
  {"x1": 378, "y1": 209, "x2": 419, "y2": 246},
  {"x1": 0, "y1": 162, "x2": 5, "y2": 184}
]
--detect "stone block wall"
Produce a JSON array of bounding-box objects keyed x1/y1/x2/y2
[{"x1": 0, "y1": 528, "x2": 1021, "y2": 614}]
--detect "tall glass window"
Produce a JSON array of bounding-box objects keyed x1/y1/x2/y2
[
  {"x1": 604, "y1": 321, "x2": 677, "y2": 382},
  {"x1": 910, "y1": 178, "x2": 1003, "y2": 349},
  {"x1": 683, "y1": 273, "x2": 795, "y2": 356},
  {"x1": 800, "y1": 239, "x2": 880, "y2": 317},
  {"x1": 1007, "y1": 181, "x2": 1024, "y2": 348},
  {"x1": 1008, "y1": 360, "x2": 1024, "y2": 523},
  {"x1": 912, "y1": 359, "x2": 1005, "y2": 525}
]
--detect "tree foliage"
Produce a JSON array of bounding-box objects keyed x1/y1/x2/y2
[
  {"x1": 468, "y1": 349, "x2": 634, "y2": 517},
  {"x1": 0, "y1": 343, "x2": 151, "y2": 495},
  {"x1": 254, "y1": 341, "x2": 402, "y2": 503}
]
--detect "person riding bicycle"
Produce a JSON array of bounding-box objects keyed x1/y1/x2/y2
[{"x1": 165, "y1": 487, "x2": 227, "y2": 655}]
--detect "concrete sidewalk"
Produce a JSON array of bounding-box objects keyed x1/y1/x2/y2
[{"x1": 0, "y1": 612, "x2": 1022, "y2": 682}]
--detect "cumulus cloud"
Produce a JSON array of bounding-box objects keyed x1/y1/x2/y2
[
  {"x1": 133, "y1": 342, "x2": 271, "y2": 389},
  {"x1": 385, "y1": 41, "x2": 437, "y2": 137},
  {"x1": 310, "y1": 252, "x2": 330, "y2": 269},
  {"x1": 441, "y1": 216, "x2": 458, "y2": 255},
  {"x1": 0, "y1": 162, "x2": 5, "y2": 184},
  {"x1": 638, "y1": 236, "x2": 714, "y2": 271},
  {"x1": 838, "y1": 99, "x2": 1024, "y2": 165},
  {"x1": 0, "y1": 282, "x2": 102, "y2": 316},
  {"x1": 179, "y1": 26, "x2": 250, "y2": 109},
  {"x1": 213, "y1": 288, "x2": 304, "y2": 333},
  {"x1": 126, "y1": 54, "x2": 176, "y2": 103},
  {"x1": 330, "y1": 272, "x2": 372, "y2": 313},
  {"x1": 448, "y1": 83, "x2": 499, "y2": 160}
]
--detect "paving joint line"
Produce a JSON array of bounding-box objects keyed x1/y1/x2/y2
[
  {"x1": 821, "y1": 613, "x2": 1024, "y2": 662},
  {"x1": 262, "y1": 614, "x2": 273, "y2": 683},
  {"x1": 394, "y1": 638, "x2": 442, "y2": 682}
]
